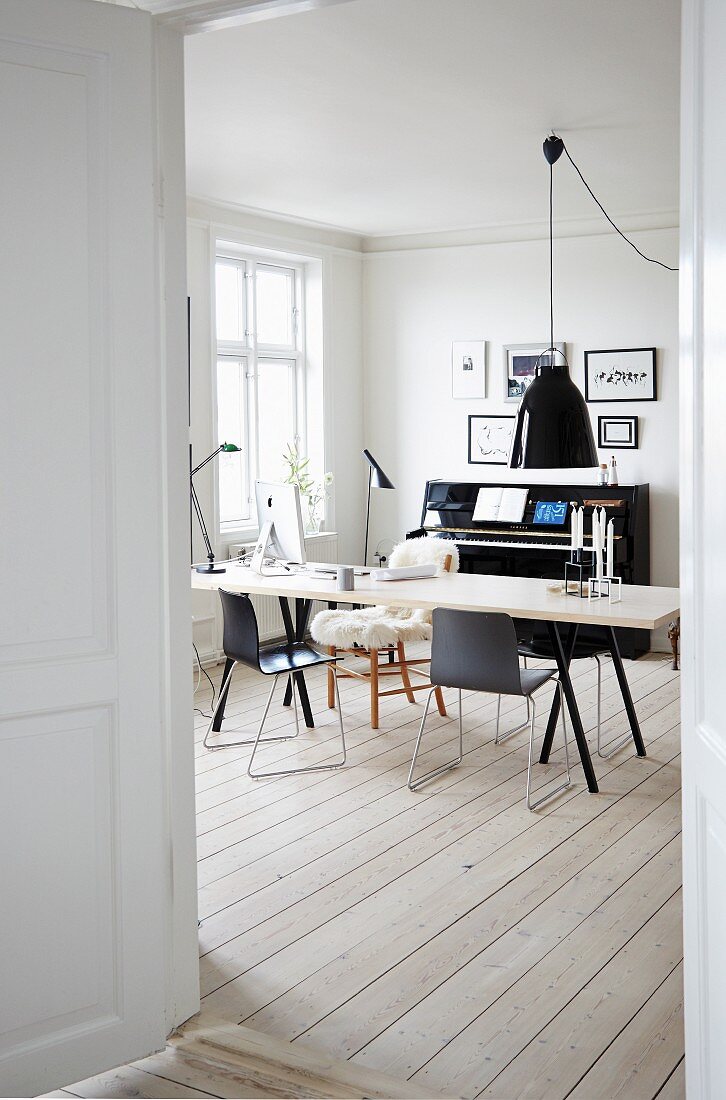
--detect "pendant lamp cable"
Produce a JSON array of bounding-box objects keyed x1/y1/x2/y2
[
  {"x1": 549, "y1": 159, "x2": 554, "y2": 352},
  {"x1": 560, "y1": 138, "x2": 678, "y2": 273}
]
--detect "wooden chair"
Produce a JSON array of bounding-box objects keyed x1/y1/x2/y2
[{"x1": 310, "y1": 539, "x2": 457, "y2": 729}]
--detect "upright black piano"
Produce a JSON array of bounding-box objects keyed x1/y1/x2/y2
[{"x1": 408, "y1": 480, "x2": 650, "y2": 658}]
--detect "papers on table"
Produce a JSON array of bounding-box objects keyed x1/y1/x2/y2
[{"x1": 473, "y1": 486, "x2": 528, "y2": 523}]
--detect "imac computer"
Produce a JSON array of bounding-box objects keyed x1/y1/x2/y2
[{"x1": 251, "y1": 481, "x2": 306, "y2": 574}]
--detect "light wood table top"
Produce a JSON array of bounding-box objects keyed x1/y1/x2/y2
[{"x1": 192, "y1": 566, "x2": 679, "y2": 631}]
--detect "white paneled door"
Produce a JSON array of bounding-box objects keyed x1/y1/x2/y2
[
  {"x1": 0, "y1": 1, "x2": 196, "y2": 1096},
  {"x1": 681, "y1": 0, "x2": 726, "y2": 1095}
]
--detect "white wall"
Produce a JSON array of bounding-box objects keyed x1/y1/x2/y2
[
  {"x1": 363, "y1": 227, "x2": 679, "y2": 643},
  {"x1": 187, "y1": 199, "x2": 364, "y2": 658}
]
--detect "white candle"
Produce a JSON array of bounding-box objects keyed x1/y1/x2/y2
[
  {"x1": 594, "y1": 519, "x2": 603, "y2": 579},
  {"x1": 570, "y1": 504, "x2": 577, "y2": 554},
  {"x1": 607, "y1": 518, "x2": 614, "y2": 577},
  {"x1": 578, "y1": 507, "x2": 584, "y2": 549}
]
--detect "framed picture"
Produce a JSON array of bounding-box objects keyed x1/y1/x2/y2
[
  {"x1": 468, "y1": 414, "x2": 515, "y2": 465},
  {"x1": 503, "y1": 342, "x2": 566, "y2": 402},
  {"x1": 584, "y1": 347, "x2": 656, "y2": 402},
  {"x1": 598, "y1": 415, "x2": 639, "y2": 449},
  {"x1": 452, "y1": 340, "x2": 486, "y2": 400}
]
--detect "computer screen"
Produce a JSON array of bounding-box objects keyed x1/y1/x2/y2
[{"x1": 254, "y1": 481, "x2": 307, "y2": 565}]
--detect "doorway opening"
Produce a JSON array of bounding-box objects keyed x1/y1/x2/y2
[{"x1": 181, "y1": 4, "x2": 684, "y2": 1098}]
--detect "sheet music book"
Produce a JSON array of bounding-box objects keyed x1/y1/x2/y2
[{"x1": 473, "y1": 486, "x2": 528, "y2": 523}]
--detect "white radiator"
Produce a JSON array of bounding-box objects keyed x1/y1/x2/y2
[{"x1": 226, "y1": 531, "x2": 338, "y2": 643}]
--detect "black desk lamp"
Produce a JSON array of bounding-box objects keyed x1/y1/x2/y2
[
  {"x1": 363, "y1": 448, "x2": 395, "y2": 565},
  {"x1": 191, "y1": 443, "x2": 241, "y2": 574}
]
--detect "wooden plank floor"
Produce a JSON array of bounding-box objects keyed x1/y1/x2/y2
[{"x1": 58, "y1": 645, "x2": 684, "y2": 1099}]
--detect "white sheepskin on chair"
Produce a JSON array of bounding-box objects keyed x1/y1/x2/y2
[
  {"x1": 311, "y1": 605, "x2": 432, "y2": 650},
  {"x1": 310, "y1": 537, "x2": 458, "y2": 650}
]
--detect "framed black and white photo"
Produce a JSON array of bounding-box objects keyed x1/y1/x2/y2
[
  {"x1": 468, "y1": 414, "x2": 514, "y2": 465},
  {"x1": 452, "y1": 340, "x2": 486, "y2": 399},
  {"x1": 585, "y1": 347, "x2": 656, "y2": 402},
  {"x1": 503, "y1": 342, "x2": 566, "y2": 402},
  {"x1": 598, "y1": 415, "x2": 639, "y2": 449}
]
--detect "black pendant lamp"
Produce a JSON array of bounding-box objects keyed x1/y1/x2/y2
[{"x1": 509, "y1": 136, "x2": 598, "y2": 469}]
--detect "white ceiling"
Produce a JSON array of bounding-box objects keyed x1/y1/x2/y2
[{"x1": 184, "y1": 0, "x2": 680, "y2": 238}]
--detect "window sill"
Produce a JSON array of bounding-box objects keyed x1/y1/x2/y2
[{"x1": 218, "y1": 527, "x2": 256, "y2": 545}]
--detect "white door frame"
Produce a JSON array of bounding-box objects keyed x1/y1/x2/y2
[
  {"x1": 154, "y1": 0, "x2": 357, "y2": 1034},
  {"x1": 679, "y1": 0, "x2": 726, "y2": 1095},
  {"x1": 155, "y1": 22, "x2": 201, "y2": 1031}
]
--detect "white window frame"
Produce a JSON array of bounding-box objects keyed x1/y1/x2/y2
[{"x1": 214, "y1": 248, "x2": 306, "y2": 537}]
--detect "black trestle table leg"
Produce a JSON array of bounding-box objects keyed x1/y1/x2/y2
[
  {"x1": 607, "y1": 626, "x2": 647, "y2": 756},
  {"x1": 544, "y1": 620, "x2": 599, "y2": 793},
  {"x1": 278, "y1": 596, "x2": 315, "y2": 729},
  {"x1": 279, "y1": 596, "x2": 295, "y2": 708},
  {"x1": 294, "y1": 598, "x2": 315, "y2": 729},
  {"x1": 539, "y1": 623, "x2": 578, "y2": 763},
  {"x1": 212, "y1": 656, "x2": 234, "y2": 732}
]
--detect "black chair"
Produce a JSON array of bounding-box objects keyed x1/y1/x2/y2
[
  {"x1": 408, "y1": 609, "x2": 570, "y2": 810},
  {"x1": 517, "y1": 625, "x2": 631, "y2": 760},
  {"x1": 204, "y1": 589, "x2": 346, "y2": 778}
]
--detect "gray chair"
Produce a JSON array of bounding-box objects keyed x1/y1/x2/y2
[
  {"x1": 204, "y1": 589, "x2": 346, "y2": 778},
  {"x1": 407, "y1": 608, "x2": 571, "y2": 810}
]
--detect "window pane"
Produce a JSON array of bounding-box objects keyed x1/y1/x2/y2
[
  {"x1": 216, "y1": 358, "x2": 248, "y2": 524},
  {"x1": 216, "y1": 262, "x2": 244, "y2": 342},
  {"x1": 257, "y1": 359, "x2": 295, "y2": 485},
  {"x1": 256, "y1": 265, "x2": 293, "y2": 346}
]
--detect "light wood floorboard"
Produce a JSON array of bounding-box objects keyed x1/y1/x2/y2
[
  {"x1": 60, "y1": 646, "x2": 683, "y2": 1099},
  {"x1": 654, "y1": 1056, "x2": 686, "y2": 1099}
]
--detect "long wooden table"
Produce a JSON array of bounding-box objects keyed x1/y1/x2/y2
[{"x1": 192, "y1": 567, "x2": 680, "y2": 794}]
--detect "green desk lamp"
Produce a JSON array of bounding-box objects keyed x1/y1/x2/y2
[{"x1": 191, "y1": 443, "x2": 241, "y2": 574}]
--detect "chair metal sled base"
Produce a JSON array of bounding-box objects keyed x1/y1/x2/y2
[
  {"x1": 408, "y1": 681, "x2": 572, "y2": 812},
  {"x1": 204, "y1": 662, "x2": 347, "y2": 778},
  {"x1": 407, "y1": 688, "x2": 464, "y2": 792},
  {"x1": 203, "y1": 662, "x2": 297, "y2": 751}
]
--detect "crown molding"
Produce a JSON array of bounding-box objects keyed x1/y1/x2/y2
[
  {"x1": 186, "y1": 193, "x2": 679, "y2": 258},
  {"x1": 186, "y1": 194, "x2": 365, "y2": 253},
  {"x1": 144, "y1": 0, "x2": 354, "y2": 33},
  {"x1": 361, "y1": 209, "x2": 680, "y2": 254}
]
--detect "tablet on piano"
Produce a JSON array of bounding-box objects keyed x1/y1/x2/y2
[{"x1": 533, "y1": 500, "x2": 569, "y2": 525}]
